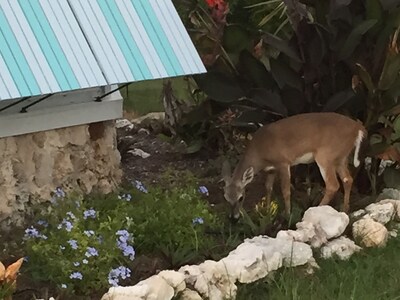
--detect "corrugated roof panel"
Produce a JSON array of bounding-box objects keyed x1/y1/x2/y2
[
  {"x1": 0, "y1": 0, "x2": 206, "y2": 101},
  {"x1": 69, "y1": 0, "x2": 132, "y2": 83},
  {"x1": 7, "y1": 1, "x2": 61, "y2": 93},
  {"x1": 131, "y1": 0, "x2": 183, "y2": 77},
  {"x1": 149, "y1": 0, "x2": 194, "y2": 75},
  {"x1": 162, "y1": 0, "x2": 207, "y2": 73},
  {"x1": 115, "y1": 0, "x2": 168, "y2": 79}
]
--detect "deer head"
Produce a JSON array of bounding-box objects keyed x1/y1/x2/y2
[{"x1": 222, "y1": 161, "x2": 254, "y2": 220}]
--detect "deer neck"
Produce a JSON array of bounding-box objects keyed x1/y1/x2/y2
[{"x1": 232, "y1": 154, "x2": 261, "y2": 183}]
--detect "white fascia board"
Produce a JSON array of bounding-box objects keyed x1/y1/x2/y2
[{"x1": 0, "y1": 86, "x2": 123, "y2": 138}]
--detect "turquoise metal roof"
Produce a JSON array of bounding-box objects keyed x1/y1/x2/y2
[{"x1": 0, "y1": 0, "x2": 206, "y2": 101}]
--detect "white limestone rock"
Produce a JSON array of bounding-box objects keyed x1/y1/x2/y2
[
  {"x1": 179, "y1": 260, "x2": 237, "y2": 300},
  {"x1": 180, "y1": 289, "x2": 203, "y2": 300},
  {"x1": 101, "y1": 275, "x2": 174, "y2": 300},
  {"x1": 116, "y1": 119, "x2": 134, "y2": 129},
  {"x1": 353, "y1": 218, "x2": 388, "y2": 248},
  {"x1": 351, "y1": 209, "x2": 367, "y2": 219},
  {"x1": 220, "y1": 236, "x2": 313, "y2": 284},
  {"x1": 301, "y1": 206, "x2": 349, "y2": 248},
  {"x1": 128, "y1": 148, "x2": 151, "y2": 158},
  {"x1": 158, "y1": 270, "x2": 186, "y2": 295},
  {"x1": 276, "y1": 221, "x2": 316, "y2": 244},
  {"x1": 379, "y1": 199, "x2": 400, "y2": 221},
  {"x1": 320, "y1": 236, "x2": 362, "y2": 260},
  {"x1": 364, "y1": 202, "x2": 395, "y2": 225}
]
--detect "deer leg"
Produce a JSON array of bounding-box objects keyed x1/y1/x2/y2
[
  {"x1": 278, "y1": 165, "x2": 291, "y2": 217},
  {"x1": 337, "y1": 159, "x2": 353, "y2": 213},
  {"x1": 316, "y1": 159, "x2": 340, "y2": 206},
  {"x1": 263, "y1": 172, "x2": 276, "y2": 208}
]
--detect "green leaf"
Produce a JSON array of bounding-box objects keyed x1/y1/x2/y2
[
  {"x1": 378, "y1": 47, "x2": 400, "y2": 90},
  {"x1": 223, "y1": 25, "x2": 250, "y2": 53},
  {"x1": 194, "y1": 72, "x2": 246, "y2": 103},
  {"x1": 239, "y1": 50, "x2": 275, "y2": 89},
  {"x1": 366, "y1": 0, "x2": 383, "y2": 20},
  {"x1": 262, "y1": 32, "x2": 303, "y2": 63},
  {"x1": 322, "y1": 89, "x2": 356, "y2": 112},
  {"x1": 356, "y1": 63, "x2": 375, "y2": 94},
  {"x1": 383, "y1": 167, "x2": 400, "y2": 189},
  {"x1": 247, "y1": 88, "x2": 288, "y2": 116},
  {"x1": 394, "y1": 115, "x2": 400, "y2": 133},
  {"x1": 270, "y1": 58, "x2": 302, "y2": 90},
  {"x1": 338, "y1": 20, "x2": 378, "y2": 60}
]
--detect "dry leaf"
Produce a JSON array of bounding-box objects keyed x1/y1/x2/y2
[
  {"x1": 377, "y1": 145, "x2": 400, "y2": 162},
  {"x1": 0, "y1": 261, "x2": 5, "y2": 281},
  {"x1": 5, "y1": 258, "x2": 24, "y2": 283}
]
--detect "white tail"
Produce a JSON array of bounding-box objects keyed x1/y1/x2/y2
[
  {"x1": 222, "y1": 112, "x2": 367, "y2": 219},
  {"x1": 353, "y1": 130, "x2": 365, "y2": 168}
]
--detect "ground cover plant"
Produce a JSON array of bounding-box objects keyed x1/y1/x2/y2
[
  {"x1": 20, "y1": 176, "x2": 241, "y2": 299},
  {"x1": 236, "y1": 234, "x2": 400, "y2": 300}
]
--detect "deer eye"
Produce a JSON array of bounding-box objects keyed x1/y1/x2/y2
[{"x1": 238, "y1": 196, "x2": 244, "y2": 203}]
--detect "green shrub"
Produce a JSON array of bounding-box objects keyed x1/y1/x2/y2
[{"x1": 24, "y1": 181, "x2": 221, "y2": 296}]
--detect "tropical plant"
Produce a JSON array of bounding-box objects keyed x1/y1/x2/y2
[{"x1": 174, "y1": 0, "x2": 400, "y2": 193}]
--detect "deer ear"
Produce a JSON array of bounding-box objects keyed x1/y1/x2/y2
[
  {"x1": 242, "y1": 167, "x2": 254, "y2": 186},
  {"x1": 221, "y1": 160, "x2": 231, "y2": 183}
]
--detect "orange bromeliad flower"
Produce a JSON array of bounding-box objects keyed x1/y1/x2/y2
[{"x1": 205, "y1": 0, "x2": 229, "y2": 24}]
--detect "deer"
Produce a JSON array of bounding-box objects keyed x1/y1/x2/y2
[{"x1": 222, "y1": 112, "x2": 367, "y2": 221}]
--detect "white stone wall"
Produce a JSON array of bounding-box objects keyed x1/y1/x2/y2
[{"x1": 0, "y1": 121, "x2": 122, "y2": 226}]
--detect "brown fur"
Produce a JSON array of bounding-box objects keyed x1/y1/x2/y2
[{"x1": 223, "y1": 112, "x2": 367, "y2": 218}]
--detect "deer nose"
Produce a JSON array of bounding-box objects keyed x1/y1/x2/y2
[{"x1": 229, "y1": 213, "x2": 240, "y2": 223}]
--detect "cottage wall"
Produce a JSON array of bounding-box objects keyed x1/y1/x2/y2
[{"x1": 0, "y1": 121, "x2": 122, "y2": 226}]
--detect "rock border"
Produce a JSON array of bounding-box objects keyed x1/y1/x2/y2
[{"x1": 101, "y1": 148, "x2": 400, "y2": 300}]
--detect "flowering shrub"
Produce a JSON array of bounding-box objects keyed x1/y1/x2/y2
[{"x1": 24, "y1": 180, "x2": 220, "y2": 295}]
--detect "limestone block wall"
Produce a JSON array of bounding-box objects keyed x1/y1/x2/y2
[{"x1": 0, "y1": 121, "x2": 122, "y2": 225}]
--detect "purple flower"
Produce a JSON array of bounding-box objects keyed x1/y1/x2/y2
[
  {"x1": 70, "y1": 272, "x2": 83, "y2": 280},
  {"x1": 24, "y1": 226, "x2": 47, "y2": 239},
  {"x1": 55, "y1": 187, "x2": 66, "y2": 198},
  {"x1": 66, "y1": 211, "x2": 76, "y2": 220},
  {"x1": 84, "y1": 230, "x2": 95, "y2": 237},
  {"x1": 118, "y1": 193, "x2": 132, "y2": 201},
  {"x1": 57, "y1": 219, "x2": 73, "y2": 232},
  {"x1": 198, "y1": 186, "x2": 209, "y2": 196},
  {"x1": 67, "y1": 239, "x2": 78, "y2": 250},
  {"x1": 108, "y1": 266, "x2": 131, "y2": 287},
  {"x1": 116, "y1": 230, "x2": 135, "y2": 260},
  {"x1": 83, "y1": 208, "x2": 97, "y2": 220},
  {"x1": 134, "y1": 180, "x2": 148, "y2": 193},
  {"x1": 37, "y1": 220, "x2": 48, "y2": 227},
  {"x1": 82, "y1": 259, "x2": 88, "y2": 264},
  {"x1": 85, "y1": 247, "x2": 98, "y2": 257},
  {"x1": 192, "y1": 217, "x2": 204, "y2": 225}
]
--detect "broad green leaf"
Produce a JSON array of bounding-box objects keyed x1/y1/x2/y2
[
  {"x1": 378, "y1": 47, "x2": 400, "y2": 90},
  {"x1": 385, "y1": 76, "x2": 400, "y2": 98},
  {"x1": 247, "y1": 88, "x2": 288, "y2": 116},
  {"x1": 383, "y1": 167, "x2": 400, "y2": 188},
  {"x1": 356, "y1": 63, "x2": 375, "y2": 94},
  {"x1": 322, "y1": 89, "x2": 356, "y2": 112},
  {"x1": 238, "y1": 50, "x2": 275, "y2": 89},
  {"x1": 394, "y1": 115, "x2": 400, "y2": 133},
  {"x1": 223, "y1": 25, "x2": 250, "y2": 53},
  {"x1": 270, "y1": 58, "x2": 302, "y2": 90},
  {"x1": 262, "y1": 32, "x2": 303, "y2": 63},
  {"x1": 194, "y1": 72, "x2": 246, "y2": 103},
  {"x1": 338, "y1": 20, "x2": 378, "y2": 60},
  {"x1": 366, "y1": 0, "x2": 383, "y2": 20}
]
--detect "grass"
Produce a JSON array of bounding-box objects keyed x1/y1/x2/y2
[
  {"x1": 121, "y1": 76, "x2": 190, "y2": 116},
  {"x1": 237, "y1": 236, "x2": 400, "y2": 300}
]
